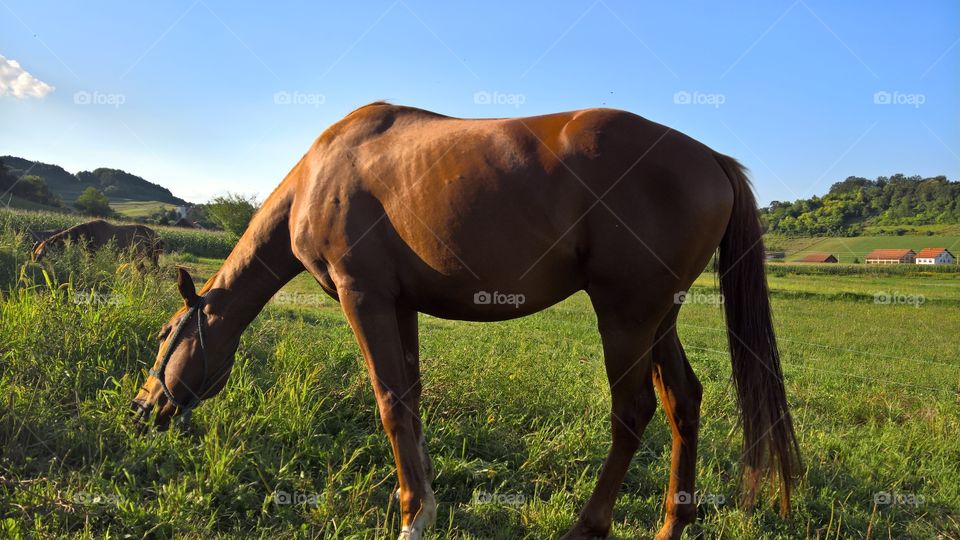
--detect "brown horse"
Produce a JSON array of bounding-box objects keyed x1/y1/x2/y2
[
  {"x1": 28, "y1": 228, "x2": 65, "y2": 252},
  {"x1": 131, "y1": 102, "x2": 800, "y2": 539},
  {"x1": 33, "y1": 219, "x2": 163, "y2": 265}
]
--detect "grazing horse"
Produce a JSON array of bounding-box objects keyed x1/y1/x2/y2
[
  {"x1": 33, "y1": 219, "x2": 163, "y2": 265},
  {"x1": 28, "y1": 228, "x2": 65, "y2": 252},
  {"x1": 131, "y1": 102, "x2": 800, "y2": 540}
]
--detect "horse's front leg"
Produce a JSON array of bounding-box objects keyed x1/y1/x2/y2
[{"x1": 339, "y1": 289, "x2": 436, "y2": 540}]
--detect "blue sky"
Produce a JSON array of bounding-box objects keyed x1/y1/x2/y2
[{"x1": 1, "y1": 0, "x2": 958, "y2": 204}]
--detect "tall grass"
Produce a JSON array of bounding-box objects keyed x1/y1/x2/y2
[
  {"x1": 768, "y1": 262, "x2": 960, "y2": 276},
  {"x1": 1, "y1": 225, "x2": 958, "y2": 538},
  {"x1": 0, "y1": 208, "x2": 236, "y2": 258}
]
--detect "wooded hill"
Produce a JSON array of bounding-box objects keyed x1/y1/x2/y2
[
  {"x1": 1, "y1": 156, "x2": 186, "y2": 206},
  {"x1": 761, "y1": 174, "x2": 959, "y2": 236}
]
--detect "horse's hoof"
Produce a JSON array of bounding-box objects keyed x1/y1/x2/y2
[
  {"x1": 397, "y1": 489, "x2": 436, "y2": 540},
  {"x1": 398, "y1": 528, "x2": 421, "y2": 540},
  {"x1": 653, "y1": 519, "x2": 689, "y2": 540},
  {"x1": 559, "y1": 520, "x2": 608, "y2": 540}
]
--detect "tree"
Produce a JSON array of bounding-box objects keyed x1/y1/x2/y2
[
  {"x1": 74, "y1": 187, "x2": 113, "y2": 217},
  {"x1": 205, "y1": 193, "x2": 259, "y2": 236},
  {"x1": 760, "y1": 173, "x2": 960, "y2": 236},
  {"x1": 0, "y1": 158, "x2": 14, "y2": 190},
  {"x1": 19, "y1": 175, "x2": 63, "y2": 207},
  {"x1": 0, "y1": 159, "x2": 64, "y2": 208}
]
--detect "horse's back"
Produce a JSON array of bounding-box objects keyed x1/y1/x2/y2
[{"x1": 294, "y1": 104, "x2": 735, "y2": 320}]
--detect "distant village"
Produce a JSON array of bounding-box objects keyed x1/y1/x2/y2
[{"x1": 766, "y1": 248, "x2": 956, "y2": 265}]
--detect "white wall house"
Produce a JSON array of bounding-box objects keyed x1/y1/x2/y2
[{"x1": 915, "y1": 248, "x2": 956, "y2": 265}]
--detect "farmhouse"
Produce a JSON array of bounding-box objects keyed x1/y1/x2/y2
[
  {"x1": 173, "y1": 217, "x2": 197, "y2": 228},
  {"x1": 865, "y1": 249, "x2": 916, "y2": 264},
  {"x1": 798, "y1": 253, "x2": 838, "y2": 263},
  {"x1": 915, "y1": 247, "x2": 955, "y2": 265}
]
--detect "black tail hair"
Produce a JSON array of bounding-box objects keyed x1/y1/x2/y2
[{"x1": 714, "y1": 152, "x2": 802, "y2": 514}]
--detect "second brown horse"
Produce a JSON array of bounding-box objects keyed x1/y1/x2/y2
[
  {"x1": 132, "y1": 102, "x2": 800, "y2": 539},
  {"x1": 34, "y1": 219, "x2": 163, "y2": 265}
]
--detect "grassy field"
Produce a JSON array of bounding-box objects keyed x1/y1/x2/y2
[
  {"x1": 110, "y1": 200, "x2": 176, "y2": 219},
  {"x1": 1, "y1": 227, "x2": 958, "y2": 539},
  {"x1": 0, "y1": 208, "x2": 235, "y2": 258},
  {"x1": 766, "y1": 232, "x2": 960, "y2": 264},
  {"x1": 3, "y1": 196, "x2": 173, "y2": 219},
  {"x1": 1, "y1": 194, "x2": 72, "y2": 213}
]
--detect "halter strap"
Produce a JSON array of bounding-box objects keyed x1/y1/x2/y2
[{"x1": 149, "y1": 296, "x2": 209, "y2": 411}]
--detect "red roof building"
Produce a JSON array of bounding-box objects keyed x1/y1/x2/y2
[
  {"x1": 915, "y1": 248, "x2": 955, "y2": 265},
  {"x1": 798, "y1": 253, "x2": 838, "y2": 263},
  {"x1": 865, "y1": 249, "x2": 916, "y2": 264}
]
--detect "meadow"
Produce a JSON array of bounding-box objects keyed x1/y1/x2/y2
[
  {"x1": 0, "y1": 208, "x2": 234, "y2": 258},
  {"x1": 0, "y1": 218, "x2": 958, "y2": 539},
  {"x1": 765, "y1": 228, "x2": 960, "y2": 264},
  {"x1": 108, "y1": 201, "x2": 176, "y2": 220},
  {"x1": 767, "y1": 231, "x2": 960, "y2": 264}
]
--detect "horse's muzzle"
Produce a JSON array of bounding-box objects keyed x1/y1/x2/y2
[{"x1": 129, "y1": 395, "x2": 176, "y2": 432}]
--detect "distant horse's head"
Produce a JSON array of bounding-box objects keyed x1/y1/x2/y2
[
  {"x1": 30, "y1": 229, "x2": 66, "y2": 260},
  {"x1": 131, "y1": 268, "x2": 238, "y2": 430},
  {"x1": 32, "y1": 240, "x2": 50, "y2": 261}
]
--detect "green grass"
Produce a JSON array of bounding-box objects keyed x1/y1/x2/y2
[
  {"x1": 1, "y1": 194, "x2": 70, "y2": 213},
  {"x1": 109, "y1": 200, "x2": 176, "y2": 219},
  {"x1": 861, "y1": 224, "x2": 960, "y2": 236},
  {"x1": 1, "y1": 230, "x2": 958, "y2": 539},
  {"x1": 0, "y1": 207, "x2": 235, "y2": 258},
  {"x1": 765, "y1": 234, "x2": 960, "y2": 264}
]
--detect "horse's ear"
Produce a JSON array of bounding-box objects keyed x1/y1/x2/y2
[{"x1": 176, "y1": 267, "x2": 199, "y2": 307}]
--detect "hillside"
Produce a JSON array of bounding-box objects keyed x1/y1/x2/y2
[
  {"x1": 76, "y1": 167, "x2": 186, "y2": 205},
  {"x1": 765, "y1": 231, "x2": 960, "y2": 263},
  {"x1": 762, "y1": 174, "x2": 960, "y2": 236},
  {"x1": 1, "y1": 157, "x2": 85, "y2": 201},
  {"x1": 2, "y1": 156, "x2": 186, "y2": 206}
]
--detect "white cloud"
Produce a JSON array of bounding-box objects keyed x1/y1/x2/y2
[{"x1": 0, "y1": 54, "x2": 54, "y2": 99}]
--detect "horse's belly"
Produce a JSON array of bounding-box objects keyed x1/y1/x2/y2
[{"x1": 400, "y1": 260, "x2": 585, "y2": 322}]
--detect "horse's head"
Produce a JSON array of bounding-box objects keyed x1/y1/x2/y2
[
  {"x1": 131, "y1": 268, "x2": 238, "y2": 430},
  {"x1": 32, "y1": 240, "x2": 48, "y2": 260}
]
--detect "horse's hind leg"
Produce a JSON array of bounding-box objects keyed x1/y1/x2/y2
[
  {"x1": 652, "y1": 308, "x2": 702, "y2": 540},
  {"x1": 562, "y1": 293, "x2": 660, "y2": 539}
]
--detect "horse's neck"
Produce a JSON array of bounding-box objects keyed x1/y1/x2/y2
[{"x1": 201, "y1": 181, "x2": 303, "y2": 330}]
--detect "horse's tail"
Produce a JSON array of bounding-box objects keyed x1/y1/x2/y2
[{"x1": 714, "y1": 152, "x2": 801, "y2": 514}]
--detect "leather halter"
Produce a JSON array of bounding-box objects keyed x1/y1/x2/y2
[{"x1": 149, "y1": 296, "x2": 212, "y2": 411}]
